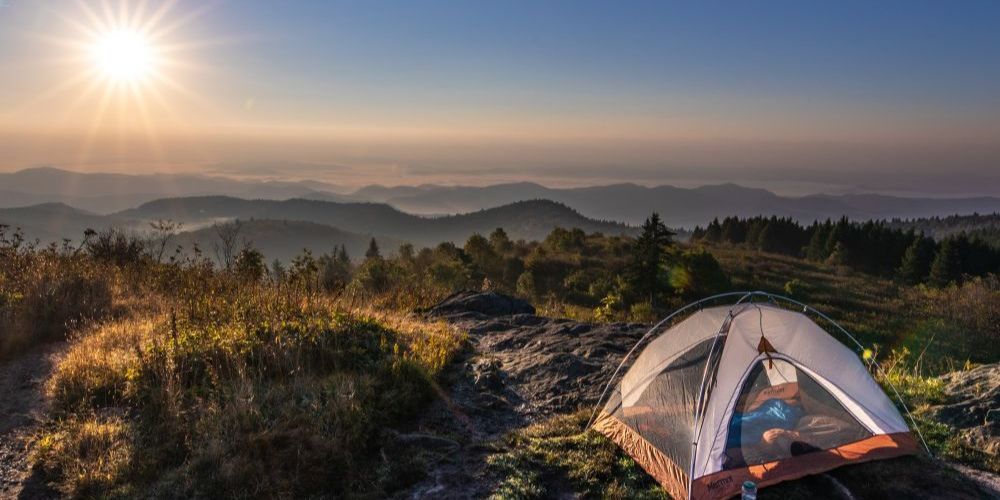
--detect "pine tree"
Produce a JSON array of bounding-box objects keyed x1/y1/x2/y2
[
  {"x1": 365, "y1": 238, "x2": 381, "y2": 259},
  {"x1": 805, "y1": 221, "x2": 831, "y2": 261},
  {"x1": 827, "y1": 241, "x2": 850, "y2": 266},
  {"x1": 704, "y1": 218, "x2": 722, "y2": 242},
  {"x1": 824, "y1": 217, "x2": 849, "y2": 258},
  {"x1": 628, "y1": 213, "x2": 675, "y2": 306},
  {"x1": 928, "y1": 239, "x2": 962, "y2": 286},
  {"x1": 721, "y1": 216, "x2": 746, "y2": 244},
  {"x1": 336, "y1": 244, "x2": 350, "y2": 265},
  {"x1": 897, "y1": 235, "x2": 935, "y2": 285}
]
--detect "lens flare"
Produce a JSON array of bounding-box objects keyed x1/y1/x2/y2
[{"x1": 90, "y1": 29, "x2": 156, "y2": 83}]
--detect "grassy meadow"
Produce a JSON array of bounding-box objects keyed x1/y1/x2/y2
[{"x1": 1, "y1": 222, "x2": 998, "y2": 498}]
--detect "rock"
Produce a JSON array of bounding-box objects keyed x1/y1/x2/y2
[
  {"x1": 470, "y1": 358, "x2": 504, "y2": 393},
  {"x1": 432, "y1": 302, "x2": 647, "y2": 418},
  {"x1": 928, "y1": 363, "x2": 1000, "y2": 455},
  {"x1": 426, "y1": 291, "x2": 536, "y2": 318}
]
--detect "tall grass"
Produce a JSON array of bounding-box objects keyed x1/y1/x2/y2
[
  {"x1": 30, "y1": 250, "x2": 465, "y2": 497},
  {"x1": 0, "y1": 227, "x2": 119, "y2": 357}
]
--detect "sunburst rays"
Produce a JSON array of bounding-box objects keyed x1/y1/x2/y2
[{"x1": 23, "y1": 0, "x2": 223, "y2": 170}]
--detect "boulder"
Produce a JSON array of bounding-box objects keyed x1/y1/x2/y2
[
  {"x1": 927, "y1": 363, "x2": 1000, "y2": 455},
  {"x1": 427, "y1": 291, "x2": 535, "y2": 318}
]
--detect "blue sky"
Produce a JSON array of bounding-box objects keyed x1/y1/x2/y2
[{"x1": 0, "y1": 0, "x2": 998, "y2": 194}]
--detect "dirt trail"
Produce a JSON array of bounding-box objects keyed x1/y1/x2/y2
[{"x1": 0, "y1": 343, "x2": 64, "y2": 500}]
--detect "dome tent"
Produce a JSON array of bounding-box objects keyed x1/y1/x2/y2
[{"x1": 589, "y1": 292, "x2": 926, "y2": 500}]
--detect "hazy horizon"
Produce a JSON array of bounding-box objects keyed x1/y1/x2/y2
[{"x1": 1, "y1": 1, "x2": 998, "y2": 196}]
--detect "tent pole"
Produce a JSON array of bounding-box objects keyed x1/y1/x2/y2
[
  {"x1": 585, "y1": 291, "x2": 752, "y2": 430},
  {"x1": 755, "y1": 292, "x2": 933, "y2": 456},
  {"x1": 686, "y1": 291, "x2": 760, "y2": 498}
]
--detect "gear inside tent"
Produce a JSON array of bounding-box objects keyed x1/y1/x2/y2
[{"x1": 590, "y1": 292, "x2": 923, "y2": 500}]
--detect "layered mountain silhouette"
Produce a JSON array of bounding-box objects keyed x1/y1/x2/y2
[
  {"x1": 0, "y1": 197, "x2": 636, "y2": 261},
  {"x1": 118, "y1": 197, "x2": 636, "y2": 246},
  {"x1": 0, "y1": 203, "x2": 123, "y2": 243},
  {"x1": 170, "y1": 219, "x2": 405, "y2": 264},
  {"x1": 4, "y1": 167, "x2": 1000, "y2": 233},
  {"x1": 329, "y1": 182, "x2": 1000, "y2": 227},
  {"x1": 0, "y1": 167, "x2": 347, "y2": 213}
]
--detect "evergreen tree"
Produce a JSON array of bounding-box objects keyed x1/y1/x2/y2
[
  {"x1": 827, "y1": 241, "x2": 850, "y2": 266},
  {"x1": 805, "y1": 221, "x2": 831, "y2": 261},
  {"x1": 928, "y1": 239, "x2": 962, "y2": 286},
  {"x1": 628, "y1": 213, "x2": 675, "y2": 305},
  {"x1": 824, "y1": 217, "x2": 849, "y2": 258},
  {"x1": 318, "y1": 245, "x2": 353, "y2": 291},
  {"x1": 721, "y1": 216, "x2": 747, "y2": 244},
  {"x1": 365, "y1": 238, "x2": 381, "y2": 259},
  {"x1": 336, "y1": 244, "x2": 350, "y2": 264},
  {"x1": 897, "y1": 235, "x2": 935, "y2": 285},
  {"x1": 704, "y1": 218, "x2": 722, "y2": 242}
]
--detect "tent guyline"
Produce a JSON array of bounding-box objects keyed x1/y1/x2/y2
[{"x1": 587, "y1": 291, "x2": 928, "y2": 500}]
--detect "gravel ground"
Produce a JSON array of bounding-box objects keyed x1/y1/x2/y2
[{"x1": 0, "y1": 343, "x2": 64, "y2": 500}]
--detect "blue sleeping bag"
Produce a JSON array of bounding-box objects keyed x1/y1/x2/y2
[{"x1": 726, "y1": 398, "x2": 803, "y2": 449}]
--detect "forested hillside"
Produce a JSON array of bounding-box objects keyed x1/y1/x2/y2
[
  {"x1": 691, "y1": 216, "x2": 1000, "y2": 286},
  {"x1": 889, "y1": 213, "x2": 1000, "y2": 247}
]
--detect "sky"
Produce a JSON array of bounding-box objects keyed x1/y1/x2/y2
[{"x1": 0, "y1": 0, "x2": 998, "y2": 195}]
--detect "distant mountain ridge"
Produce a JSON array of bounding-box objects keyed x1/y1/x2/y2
[
  {"x1": 0, "y1": 167, "x2": 349, "y2": 213},
  {"x1": 0, "y1": 202, "x2": 125, "y2": 243},
  {"x1": 117, "y1": 197, "x2": 636, "y2": 246},
  {"x1": 5, "y1": 167, "x2": 1000, "y2": 228},
  {"x1": 335, "y1": 181, "x2": 1000, "y2": 228},
  {"x1": 1, "y1": 195, "x2": 637, "y2": 258},
  {"x1": 171, "y1": 219, "x2": 405, "y2": 264}
]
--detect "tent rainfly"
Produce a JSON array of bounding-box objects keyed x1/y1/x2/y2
[{"x1": 590, "y1": 292, "x2": 924, "y2": 500}]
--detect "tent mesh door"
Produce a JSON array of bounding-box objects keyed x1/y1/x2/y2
[{"x1": 721, "y1": 359, "x2": 872, "y2": 470}]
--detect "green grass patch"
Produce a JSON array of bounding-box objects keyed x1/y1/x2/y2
[{"x1": 487, "y1": 411, "x2": 666, "y2": 499}]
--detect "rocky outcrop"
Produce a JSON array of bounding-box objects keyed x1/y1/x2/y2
[
  {"x1": 427, "y1": 292, "x2": 647, "y2": 419},
  {"x1": 928, "y1": 363, "x2": 1000, "y2": 455},
  {"x1": 426, "y1": 290, "x2": 536, "y2": 318},
  {"x1": 401, "y1": 292, "x2": 648, "y2": 498}
]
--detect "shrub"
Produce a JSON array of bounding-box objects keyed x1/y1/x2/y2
[{"x1": 0, "y1": 250, "x2": 115, "y2": 357}]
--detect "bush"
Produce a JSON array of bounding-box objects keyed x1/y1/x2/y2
[{"x1": 0, "y1": 249, "x2": 116, "y2": 357}]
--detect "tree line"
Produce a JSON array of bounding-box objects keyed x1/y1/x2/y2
[
  {"x1": 207, "y1": 213, "x2": 728, "y2": 321},
  {"x1": 691, "y1": 215, "x2": 1000, "y2": 286}
]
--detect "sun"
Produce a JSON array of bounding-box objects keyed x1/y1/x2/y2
[
  {"x1": 90, "y1": 28, "x2": 157, "y2": 84},
  {"x1": 30, "y1": 0, "x2": 220, "y2": 157}
]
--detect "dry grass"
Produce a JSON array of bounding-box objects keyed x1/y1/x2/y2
[
  {"x1": 33, "y1": 263, "x2": 466, "y2": 498},
  {"x1": 32, "y1": 416, "x2": 135, "y2": 498},
  {"x1": 0, "y1": 249, "x2": 120, "y2": 358}
]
